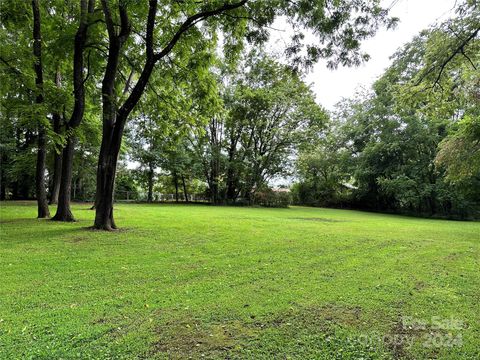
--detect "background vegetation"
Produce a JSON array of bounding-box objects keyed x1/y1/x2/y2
[{"x1": 1, "y1": 1, "x2": 478, "y2": 222}]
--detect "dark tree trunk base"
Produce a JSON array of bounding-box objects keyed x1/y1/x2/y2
[
  {"x1": 94, "y1": 149, "x2": 119, "y2": 230},
  {"x1": 51, "y1": 197, "x2": 76, "y2": 222},
  {"x1": 52, "y1": 137, "x2": 76, "y2": 222},
  {"x1": 51, "y1": 213, "x2": 76, "y2": 222},
  {"x1": 37, "y1": 208, "x2": 50, "y2": 219},
  {"x1": 93, "y1": 213, "x2": 117, "y2": 231},
  {"x1": 92, "y1": 224, "x2": 117, "y2": 231}
]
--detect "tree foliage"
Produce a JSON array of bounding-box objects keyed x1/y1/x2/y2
[{"x1": 294, "y1": 4, "x2": 480, "y2": 218}]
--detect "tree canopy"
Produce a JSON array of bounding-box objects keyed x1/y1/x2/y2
[{"x1": 1, "y1": 0, "x2": 478, "y2": 226}]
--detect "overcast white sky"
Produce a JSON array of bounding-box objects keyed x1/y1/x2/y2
[{"x1": 269, "y1": 0, "x2": 459, "y2": 110}]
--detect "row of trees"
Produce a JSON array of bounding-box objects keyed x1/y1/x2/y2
[
  {"x1": 129, "y1": 53, "x2": 326, "y2": 204},
  {"x1": 293, "y1": 4, "x2": 480, "y2": 218},
  {"x1": 1, "y1": 0, "x2": 395, "y2": 229}
]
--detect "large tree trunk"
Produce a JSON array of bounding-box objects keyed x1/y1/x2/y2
[
  {"x1": 51, "y1": 0, "x2": 93, "y2": 221},
  {"x1": 51, "y1": 136, "x2": 76, "y2": 221},
  {"x1": 93, "y1": 118, "x2": 124, "y2": 230},
  {"x1": 93, "y1": 144, "x2": 119, "y2": 230},
  {"x1": 32, "y1": 0, "x2": 50, "y2": 218},
  {"x1": 147, "y1": 163, "x2": 154, "y2": 203},
  {"x1": 93, "y1": 0, "x2": 131, "y2": 230},
  {"x1": 35, "y1": 127, "x2": 50, "y2": 218},
  {"x1": 94, "y1": 163, "x2": 117, "y2": 231}
]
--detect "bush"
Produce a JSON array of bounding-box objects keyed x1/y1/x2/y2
[{"x1": 252, "y1": 188, "x2": 292, "y2": 208}]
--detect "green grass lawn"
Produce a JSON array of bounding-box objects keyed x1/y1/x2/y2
[{"x1": 0, "y1": 202, "x2": 479, "y2": 359}]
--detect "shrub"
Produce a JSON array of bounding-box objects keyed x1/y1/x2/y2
[{"x1": 252, "y1": 188, "x2": 292, "y2": 208}]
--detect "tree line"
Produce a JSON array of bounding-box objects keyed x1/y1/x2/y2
[
  {"x1": 294, "y1": 4, "x2": 480, "y2": 218},
  {"x1": 1, "y1": 1, "x2": 478, "y2": 228}
]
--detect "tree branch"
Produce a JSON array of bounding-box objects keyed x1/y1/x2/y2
[
  {"x1": 0, "y1": 56, "x2": 22, "y2": 76},
  {"x1": 431, "y1": 27, "x2": 479, "y2": 87},
  {"x1": 145, "y1": 0, "x2": 157, "y2": 60},
  {"x1": 118, "y1": 0, "x2": 249, "y2": 122},
  {"x1": 100, "y1": 0, "x2": 116, "y2": 37},
  {"x1": 153, "y1": 0, "x2": 248, "y2": 62},
  {"x1": 118, "y1": 1, "x2": 130, "y2": 44}
]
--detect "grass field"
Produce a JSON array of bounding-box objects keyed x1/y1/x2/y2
[{"x1": 0, "y1": 202, "x2": 479, "y2": 359}]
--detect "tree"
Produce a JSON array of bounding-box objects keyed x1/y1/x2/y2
[
  {"x1": 436, "y1": 115, "x2": 480, "y2": 181},
  {"x1": 413, "y1": 1, "x2": 479, "y2": 91},
  {"x1": 128, "y1": 112, "x2": 169, "y2": 203},
  {"x1": 226, "y1": 52, "x2": 327, "y2": 200},
  {"x1": 189, "y1": 52, "x2": 326, "y2": 204},
  {"x1": 2, "y1": 0, "x2": 396, "y2": 227},
  {"x1": 1, "y1": 0, "x2": 100, "y2": 219},
  {"x1": 52, "y1": 0, "x2": 96, "y2": 221},
  {"x1": 92, "y1": 0, "x2": 395, "y2": 229},
  {"x1": 127, "y1": 57, "x2": 211, "y2": 203},
  {"x1": 31, "y1": 0, "x2": 50, "y2": 218},
  {"x1": 293, "y1": 7, "x2": 479, "y2": 217},
  {"x1": 294, "y1": 141, "x2": 351, "y2": 207}
]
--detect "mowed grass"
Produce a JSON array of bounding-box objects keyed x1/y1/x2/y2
[{"x1": 0, "y1": 202, "x2": 479, "y2": 359}]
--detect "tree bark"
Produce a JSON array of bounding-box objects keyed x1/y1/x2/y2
[
  {"x1": 52, "y1": 136, "x2": 75, "y2": 221},
  {"x1": 49, "y1": 71, "x2": 63, "y2": 204},
  {"x1": 52, "y1": 0, "x2": 94, "y2": 221},
  {"x1": 32, "y1": 0, "x2": 50, "y2": 218},
  {"x1": 94, "y1": 123, "x2": 122, "y2": 230}
]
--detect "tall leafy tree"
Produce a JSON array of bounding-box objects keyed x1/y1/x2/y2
[
  {"x1": 227, "y1": 52, "x2": 327, "y2": 200},
  {"x1": 190, "y1": 52, "x2": 327, "y2": 203},
  {"x1": 91, "y1": 0, "x2": 394, "y2": 229},
  {"x1": 0, "y1": 0, "x2": 100, "y2": 220},
  {"x1": 52, "y1": 0, "x2": 97, "y2": 221},
  {"x1": 31, "y1": 0, "x2": 51, "y2": 218}
]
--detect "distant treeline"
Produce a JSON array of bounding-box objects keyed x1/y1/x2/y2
[{"x1": 292, "y1": 18, "x2": 480, "y2": 219}]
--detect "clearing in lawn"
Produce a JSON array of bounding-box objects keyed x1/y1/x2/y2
[{"x1": 0, "y1": 202, "x2": 479, "y2": 359}]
